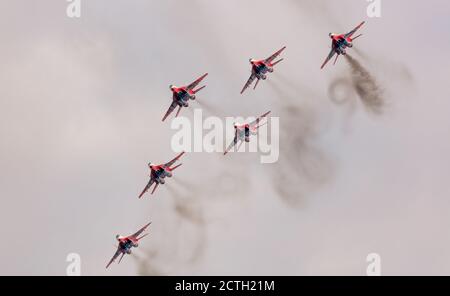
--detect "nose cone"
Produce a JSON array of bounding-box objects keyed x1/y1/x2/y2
[
  {"x1": 170, "y1": 85, "x2": 175, "y2": 91},
  {"x1": 249, "y1": 58, "x2": 254, "y2": 64}
]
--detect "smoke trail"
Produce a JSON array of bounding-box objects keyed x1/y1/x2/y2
[
  {"x1": 148, "y1": 174, "x2": 250, "y2": 266},
  {"x1": 276, "y1": 105, "x2": 334, "y2": 207},
  {"x1": 132, "y1": 252, "x2": 163, "y2": 276},
  {"x1": 327, "y1": 77, "x2": 358, "y2": 116},
  {"x1": 353, "y1": 47, "x2": 415, "y2": 85},
  {"x1": 345, "y1": 54, "x2": 385, "y2": 115},
  {"x1": 166, "y1": 182, "x2": 205, "y2": 225},
  {"x1": 167, "y1": 182, "x2": 209, "y2": 264},
  {"x1": 267, "y1": 79, "x2": 334, "y2": 207},
  {"x1": 183, "y1": 223, "x2": 208, "y2": 264},
  {"x1": 328, "y1": 77, "x2": 354, "y2": 105},
  {"x1": 196, "y1": 99, "x2": 224, "y2": 118}
]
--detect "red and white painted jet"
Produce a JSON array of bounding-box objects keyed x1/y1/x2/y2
[
  {"x1": 321, "y1": 21, "x2": 365, "y2": 69},
  {"x1": 241, "y1": 47, "x2": 286, "y2": 94},
  {"x1": 106, "y1": 222, "x2": 151, "y2": 269},
  {"x1": 224, "y1": 111, "x2": 271, "y2": 155},
  {"x1": 162, "y1": 73, "x2": 208, "y2": 121},
  {"x1": 138, "y1": 152, "x2": 185, "y2": 198}
]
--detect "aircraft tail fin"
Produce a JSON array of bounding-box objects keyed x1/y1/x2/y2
[
  {"x1": 253, "y1": 79, "x2": 260, "y2": 90},
  {"x1": 175, "y1": 105, "x2": 182, "y2": 117},
  {"x1": 151, "y1": 183, "x2": 159, "y2": 194},
  {"x1": 193, "y1": 85, "x2": 206, "y2": 94},
  {"x1": 352, "y1": 34, "x2": 363, "y2": 41},
  {"x1": 118, "y1": 253, "x2": 125, "y2": 264},
  {"x1": 137, "y1": 233, "x2": 149, "y2": 241},
  {"x1": 333, "y1": 54, "x2": 339, "y2": 65},
  {"x1": 170, "y1": 163, "x2": 182, "y2": 171},
  {"x1": 272, "y1": 58, "x2": 284, "y2": 66}
]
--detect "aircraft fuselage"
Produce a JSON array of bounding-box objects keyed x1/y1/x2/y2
[{"x1": 251, "y1": 61, "x2": 272, "y2": 80}]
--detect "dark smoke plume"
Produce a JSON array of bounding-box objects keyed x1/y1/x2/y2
[
  {"x1": 345, "y1": 54, "x2": 385, "y2": 115},
  {"x1": 132, "y1": 252, "x2": 163, "y2": 276},
  {"x1": 267, "y1": 77, "x2": 334, "y2": 207},
  {"x1": 135, "y1": 169, "x2": 251, "y2": 272},
  {"x1": 274, "y1": 105, "x2": 334, "y2": 207},
  {"x1": 327, "y1": 77, "x2": 358, "y2": 116}
]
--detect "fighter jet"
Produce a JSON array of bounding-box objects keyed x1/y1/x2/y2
[
  {"x1": 321, "y1": 21, "x2": 365, "y2": 69},
  {"x1": 241, "y1": 47, "x2": 286, "y2": 94},
  {"x1": 162, "y1": 73, "x2": 208, "y2": 121},
  {"x1": 138, "y1": 152, "x2": 185, "y2": 198},
  {"x1": 106, "y1": 222, "x2": 151, "y2": 269},
  {"x1": 224, "y1": 111, "x2": 271, "y2": 155}
]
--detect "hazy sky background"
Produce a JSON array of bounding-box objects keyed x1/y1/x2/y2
[{"x1": 1, "y1": 0, "x2": 450, "y2": 275}]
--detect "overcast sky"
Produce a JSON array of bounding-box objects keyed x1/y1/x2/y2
[{"x1": 0, "y1": 0, "x2": 450, "y2": 275}]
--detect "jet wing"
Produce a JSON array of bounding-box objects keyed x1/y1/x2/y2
[
  {"x1": 224, "y1": 130, "x2": 239, "y2": 155},
  {"x1": 129, "y1": 222, "x2": 152, "y2": 240},
  {"x1": 264, "y1": 46, "x2": 286, "y2": 64},
  {"x1": 106, "y1": 248, "x2": 122, "y2": 268},
  {"x1": 186, "y1": 73, "x2": 208, "y2": 91},
  {"x1": 164, "y1": 151, "x2": 185, "y2": 168},
  {"x1": 321, "y1": 48, "x2": 336, "y2": 69},
  {"x1": 240, "y1": 74, "x2": 256, "y2": 94},
  {"x1": 138, "y1": 178, "x2": 154, "y2": 199},
  {"x1": 344, "y1": 21, "x2": 365, "y2": 39},
  {"x1": 162, "y1": 98, "x2": 178, "y2": 122},
  {"x1": 249, "y1": 111, "x2": 271, "y2": 128}
]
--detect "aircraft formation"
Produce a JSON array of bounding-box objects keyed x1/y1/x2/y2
[{"x1": 106, "y1": 22, "x2": 366, "y2": 268}]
